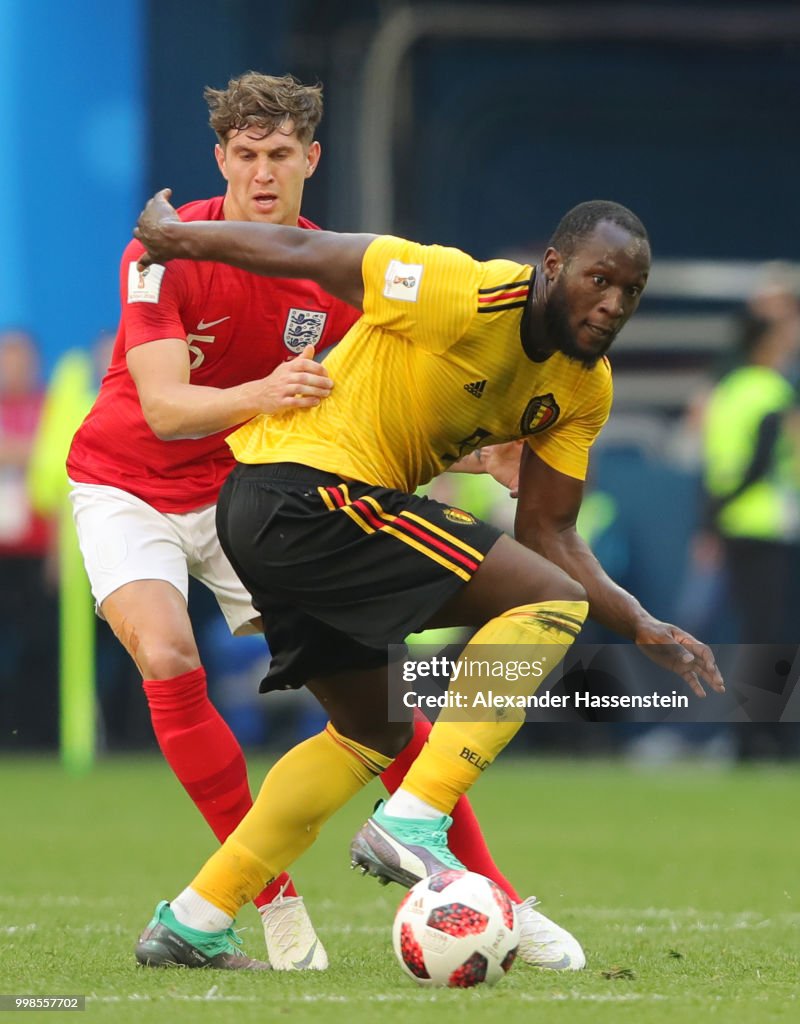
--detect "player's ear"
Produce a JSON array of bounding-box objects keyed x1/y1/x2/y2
[
  {"x1": 214, "y1": 143, "x2": 229, "y2": 181},
  {"x1": 542, "y1": 246, "x2": 562, "y2": 283},
  {"x1": 305, "y1": 141, "x2": 321, "y2": 178}
]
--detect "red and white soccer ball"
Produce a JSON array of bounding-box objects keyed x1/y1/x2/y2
[{"x1": 392, "y1": 870, "x2": 520, "y2": 988}]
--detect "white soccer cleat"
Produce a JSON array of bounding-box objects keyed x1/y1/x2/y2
[
  {"x1": 259, "y1": 895, "x2": 329, "y2": 970},
  {"x1": 515, "y1": 896, "x2": 586, "y2": 970}
]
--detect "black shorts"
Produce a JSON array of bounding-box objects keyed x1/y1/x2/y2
[{"x1": 216, "y1": 463, "x2": 503, "y2": 691}]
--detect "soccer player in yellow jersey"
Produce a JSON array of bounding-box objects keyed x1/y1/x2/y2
[{"x1": 132, "y1": 191, "x2": 724, "y2": 969}]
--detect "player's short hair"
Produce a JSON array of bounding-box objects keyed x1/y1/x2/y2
[
  {"x1": 548, "y1": 200, "x2": 649, "y2": 258},
  {"x1": 205, "y1": 72, "x2": 323, "y2": 147}
]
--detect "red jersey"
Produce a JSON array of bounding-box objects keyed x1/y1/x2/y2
[{"x1": 67, "y1": 197, "x2": 359, "y2": 512}]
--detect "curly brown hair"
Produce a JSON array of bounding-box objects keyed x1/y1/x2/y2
[{"x1": 204, "y1": 72, "x2": 323, "y2": 147}]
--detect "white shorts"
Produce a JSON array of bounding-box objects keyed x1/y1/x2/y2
[{"x1": 68, "y1": 481, "x2": 259, "y2": 636}]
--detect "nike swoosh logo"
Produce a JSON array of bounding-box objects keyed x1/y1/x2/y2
[
  {"x1": 291, "y1": 940, "x2": 318, "y2": 969},
  {"x1": 533, "y1": 953, "x2": 573, "y2": 970},
  {"x1": 196, "y1": 316, "x2": 231, "y2": 330}
]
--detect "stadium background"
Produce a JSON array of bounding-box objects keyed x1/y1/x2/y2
[
  {"x1": 2, "y1": 0, "x2": 800, "y2": 757},
  {"x1": 2, "y1": 3, "x2": 799, "y2": 1019}
]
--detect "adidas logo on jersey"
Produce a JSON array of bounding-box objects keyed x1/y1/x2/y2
[{"x1": 463, "y1": 380, "x2": 487, "y2": 398}]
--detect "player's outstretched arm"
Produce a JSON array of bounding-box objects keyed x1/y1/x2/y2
[
  {"x1": 134, "y1": 189, "x2": 375, "y2": 311},
  {"x1": 514, "y1": 445, "x2": 725, "y2": 698}
]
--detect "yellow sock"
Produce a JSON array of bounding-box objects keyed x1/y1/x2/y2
[
  {"x1": 402, "y1": 599, "x2": 588, "y2": 812},
  {"x1": 191, "y1": 723, "x2": 391, "y2": 917}
]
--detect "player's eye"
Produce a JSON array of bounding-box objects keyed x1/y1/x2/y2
[{"x1": 592, "y1": 275, "x2": 607, "y2": 287}]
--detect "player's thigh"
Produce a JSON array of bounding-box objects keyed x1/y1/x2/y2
[
  {"x1": 306, "y1": 665, "x2": 412, "y2": 757},
  {"x1": 178, "y1": 503, "x2": 260, "y2": 638},
  {"x1": 70, "y1": 481, "x2": 191, "y2": 604},
  {"x1": 427, "y1": 533, "x2": 585, "y2": 628},
  {"x1": 70, "y1": 481, "x2": 197, "y2": 676}
]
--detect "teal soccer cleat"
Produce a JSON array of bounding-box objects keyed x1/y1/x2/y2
[
  {"x1": 135, "y1": 900, "x2": 271, "y2": 970},
  {"x1": 350, "y1": 800, "x2": 465, "y2": 887}
]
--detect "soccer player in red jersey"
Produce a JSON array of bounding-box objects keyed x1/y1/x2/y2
[
  {"x1": 69, "y1": 73, "x2": 580, "y2": 971},
  {"x1": 67, "y1": 74, "x2": 345, "y2": 970}
]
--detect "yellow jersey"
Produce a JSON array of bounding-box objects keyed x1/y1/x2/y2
[{"x1": 228, "y1": 236, "x2": 613, "y2": 490}]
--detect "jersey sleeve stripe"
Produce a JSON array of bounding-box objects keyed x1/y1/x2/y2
[
  {"x1": 478, "y1": 280, "x2": 532, "y2": 294},
  {"x1": 476, "y1": 300, "x2": 528, "y2": 313},
  {"x1": 478, "y1": 287, "x2": 530, "y2": 303}
]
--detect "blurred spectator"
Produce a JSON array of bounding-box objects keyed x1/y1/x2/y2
[
  {"x1": 700, "y1": 267, "x2": 800, "y2": 759},
  {"x1": 0, "y1": 328, "x2": 58, "y2": 747},
  {"x1": 28, "y1": 332, "x2": 114, "y2": 524},
  {"x1": 28, "y1": 333, "x2": 114, "y2": 581}
]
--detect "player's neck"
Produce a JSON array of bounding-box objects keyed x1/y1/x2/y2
[{"x1": 520, "y1": 267, "x2": 556, "y2": 362}]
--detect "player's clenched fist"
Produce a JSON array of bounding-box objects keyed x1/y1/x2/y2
[{"x1": 135, "y1": 189, "x2": 183, "y2": 268}]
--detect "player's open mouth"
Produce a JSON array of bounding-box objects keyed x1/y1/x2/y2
[
  {"x1": 585, "y1": 323, "x2": 613, "y2": 339},
  {"x1": 253, "y1": 194, "x2": 277, "y2": 210}
]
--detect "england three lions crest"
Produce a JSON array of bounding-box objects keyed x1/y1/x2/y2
[{"x1": 283, "y1": 308, "x2": 328, "y2": 353}]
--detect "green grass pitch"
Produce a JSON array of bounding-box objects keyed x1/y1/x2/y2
[{"x1": 1, "y1": 755, "x2": 797, "y2": 1023}]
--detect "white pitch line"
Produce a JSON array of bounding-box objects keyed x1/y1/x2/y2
[
  {"x1": 84, "y1": 990, "x2": 681, "y2": 1006},
  {"x1": 0, "y1": 895, "x2": 127, "y2": 909},
  {"x1": 533, "y1": 910, "x2": 800, "y2": 926},
  {"x1": 4, "y1": 911, "x2": 798, "y2": 938},
  {"x1": 4, "y1": 897, "x2": 794, "y2": 923}
]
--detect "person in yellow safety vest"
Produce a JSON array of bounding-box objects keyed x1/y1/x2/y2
[
  {"x1": 26, "y1": 333, "x2": 114, "y2": 767},
  {"x1": 703, "y1": 312, "x2": 800, "y2": 641},
  {"x1": 702, "y1": 289, "x2": 800, "y2": 758},
  {"x1": 28, "y1": 334, "x2": 114, "y2": 520}
]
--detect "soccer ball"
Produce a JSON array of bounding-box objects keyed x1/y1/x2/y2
[{"x1": 392, "y1": 870, "x2": 520, "y2": 988}]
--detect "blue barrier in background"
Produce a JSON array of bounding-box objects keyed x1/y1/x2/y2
[{"x1": 0, "y1": 0, "x2": 144, "y2": 372}]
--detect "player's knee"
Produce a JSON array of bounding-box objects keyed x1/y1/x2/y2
[
  {"x1": 137, "y1": 639, "x2": 200, "y2": 681},
  {"x1": 525, "y1": 558, "x2": 587, "y2": 606},
  {"x1": 552, "y1": 574, "x2": 587, "y2": 605}
]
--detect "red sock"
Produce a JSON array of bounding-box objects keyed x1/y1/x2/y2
[
  {"x1": 142, "y1": 667, "x2": 296, "y2": 907},
  {"x1": 379, "y1": 711, "x2": 520, "y2": 902}
]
